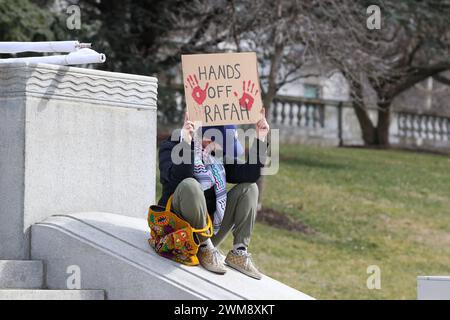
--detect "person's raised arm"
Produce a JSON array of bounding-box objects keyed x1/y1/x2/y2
[
  {"x1": 181, "y1": 112, "x2": 195, "y2": 145},
  {"x1": 159, "y1": 112, "x2": 195, "y2": 184},
  {"x1": 225, "y1": 108, "x2": 270, "y2": 183}
]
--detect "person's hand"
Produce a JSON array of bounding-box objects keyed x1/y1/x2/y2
[
  {"x1": 256, "y1": 107, "x2": 270, "y2": 141},
  {"x1": 181, "y1": 112, "x2": 195, "y2": 145}
]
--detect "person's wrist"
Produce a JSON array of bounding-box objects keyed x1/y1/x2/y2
[
  {"x1": 181, "y1": 130, "x2": 192, "y2": 145},
  {"x1": 256, "y1": 131, "x2": 267, "y2": 142}
]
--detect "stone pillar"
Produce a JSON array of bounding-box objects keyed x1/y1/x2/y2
[
  {"x1": 0, "y1": 63, "x2": 158, "y2": 259},
  {"x1": 389, "y1": 112, "x2": 400, "y2": 145},
  {"x1": 322, "y1": 104, "x2": 340, "y2": 146}
]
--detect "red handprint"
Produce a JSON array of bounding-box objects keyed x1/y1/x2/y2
[
  {"x1": 185, "y1": 74, "x2": 209, "y2": 105},
  {"x1": 233, "y1": 80, "x2": 259, "y2": 110}
]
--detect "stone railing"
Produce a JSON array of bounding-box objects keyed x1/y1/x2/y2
[
  {"x1": 271, "y1": 96, "x2": 325, "y2": 129},
  {"x1": 397, "y1": 112, "x2": 450, "y2": 143},
  {"x1": 158, "y1": 86, "x2": 450, "y2": 151},
  {"x1": 268, "y1": 95, "x2": 346, "y2": 146},
  {"x1": 270, "y1": 95, "x2": 450, "y2": 151}
]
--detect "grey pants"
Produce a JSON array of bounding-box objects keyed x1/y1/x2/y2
[{"x1": 171, "y1": 178, "x2": 258, "y2": 248}]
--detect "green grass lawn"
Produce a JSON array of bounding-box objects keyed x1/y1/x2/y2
[{"x1": 156, "y1": 144, "x2": 450, "y2": 299}]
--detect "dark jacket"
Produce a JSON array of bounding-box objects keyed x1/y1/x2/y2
[{"x1": 158, "y1": 135, "x2": 267, "y2": 215}]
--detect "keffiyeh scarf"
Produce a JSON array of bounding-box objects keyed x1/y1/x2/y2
[{"x1": 192, "y1": 133, "x2": 227, "y2": 234}]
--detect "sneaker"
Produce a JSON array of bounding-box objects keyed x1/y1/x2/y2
[
  {"x1": 197, "y1": 247, "x2": 227, "y2": 274},
  {"x1": 225, "y1": 250, "x2": 263, "y2": 280},
  {"x1": 216, "y1": 248, "x2": 226, "y2": 263}
]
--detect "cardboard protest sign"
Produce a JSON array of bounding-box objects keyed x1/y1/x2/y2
[{"x1": 182, "y1": 52, "x2": 263, "y2": 126}]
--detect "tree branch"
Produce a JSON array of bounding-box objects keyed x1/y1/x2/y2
[{"x1": 433, "y1": 74, "x2": 450, "y2": 86}]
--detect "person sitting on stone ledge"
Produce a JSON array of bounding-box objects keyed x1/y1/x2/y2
[{"x1": 158, "y1": 110, "x2": 270, "y2": 279}]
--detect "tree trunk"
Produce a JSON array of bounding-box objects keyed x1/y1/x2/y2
[
  {"x1": 256, "y1": 45, "x2": 282, "y2": 211},
  {"x1": 347, "y1": 73, "x2": 378, "y2": 146},
  {"x1": 353, "y1": 100, "x2": 377, "y2": 145},
  {"x1": 375, "y1": 103, "x2": 391, "y2": 147},
  {"x1": 347, "y1": 74, "x2": 392, "y2": 147},
  {"x1": 353, "y1": 101, "x2": 391, "y2": 147},
  {"x1": 256, "y1": 26, "x2": 284, "y2": 211}
]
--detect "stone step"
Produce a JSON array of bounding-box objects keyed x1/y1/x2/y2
[
  {"x1": 0, "y1": 260, "x2": 44, "y2": 289},
  {"x1": 0, "y1": 289, "x2": 105, "y2": 300}
]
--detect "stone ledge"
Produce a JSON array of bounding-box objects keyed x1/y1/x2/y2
[
  {"x1": 31, "y1": 212, "x2": 314, "y2": 300},
  {"x1": 0, "y1": 63, "x2": 157, "y2": 109}
]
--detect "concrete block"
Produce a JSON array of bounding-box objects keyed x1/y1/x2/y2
[
  {"x1": 31, "y1": 212, "x2": 314, "y2": 300},
  {"x1": 0, "y1": 63, "x2": 158, "y2": 259},
  {"x1": 0, "y1": 289, "x2": 105, "y2": 300},
  {"x1": 0, "y1": 260, "x2": 44, "y2": 289},
  {"x1": 418, "y1": 276, "x2": 450, "y2": 300}
]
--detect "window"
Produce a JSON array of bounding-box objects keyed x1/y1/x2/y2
[{"x1": 303, "y1": 84, "x2": 320, "y2": 99}]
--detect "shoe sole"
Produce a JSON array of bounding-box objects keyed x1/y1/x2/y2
[
  {"x1": 225, "y1": 260, "x2": 262, "y2": 280},
  {"x1": 200, "y1": 263, "x2": 227, "y2": 275}
]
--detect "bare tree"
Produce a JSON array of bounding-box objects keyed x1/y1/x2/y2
[
  {"x1": 313, "y1": 0, "x2": 450, "y2": 146},
  {"x1": 75, "y1": 0, "x2": 450, "y2": 207}
]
